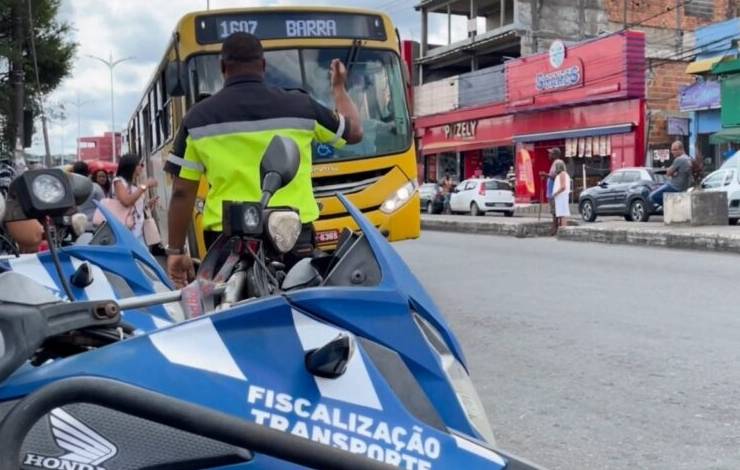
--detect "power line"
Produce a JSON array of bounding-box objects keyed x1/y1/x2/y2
[{"x1": 618, "y1": 0, "x2": 694, "y2": 33}]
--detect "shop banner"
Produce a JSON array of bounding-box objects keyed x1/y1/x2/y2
[
  {"x1": 516, "y1": 148, "x2": 535, "y2": 196},
  {"x1": 679, "y1": 80, "x2": 720, "y2": 112}
]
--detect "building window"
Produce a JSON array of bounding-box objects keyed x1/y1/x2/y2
[{"x1": 685, "y1": 0, "x2": 713, "y2": 19}]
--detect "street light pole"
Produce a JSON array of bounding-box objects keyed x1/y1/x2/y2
[
  {"x1": 66, "y1": 94, "x2": 93, "y2": 161},
  {"x1": 87, "y1": 53, "x2": 133, "y2": 163}
]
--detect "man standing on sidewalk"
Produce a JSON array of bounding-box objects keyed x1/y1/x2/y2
[{"x1": 649, "y1": 141, "x2": 692, "y2": 210}]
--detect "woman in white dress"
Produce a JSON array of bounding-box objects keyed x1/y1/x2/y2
[{"x1": 551, "y1": 159, "x2": 571, "y2": 230}]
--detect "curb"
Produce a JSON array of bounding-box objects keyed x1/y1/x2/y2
[
  {"x1": 557, "y1": 226, "x2": 740, "y2": 254},
  {"x1": 421, "y1": 218, "x2": 554, "y2": 238}
]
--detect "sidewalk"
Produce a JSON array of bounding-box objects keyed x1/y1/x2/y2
[
  {"x1": 422, "y1": 211, "x2": 740, "y2": 254},
  {"x1": 421, "y1": 213, "x2": 561, "y2": 238},
  {"x1": 558, "y1": 219, "x2": 740, "y2": 254}
]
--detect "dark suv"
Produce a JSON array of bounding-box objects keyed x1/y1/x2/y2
[
  {"x1": 419, "y1": 182, "x2": 445, "y2": 214},
  {"x1": 579, "y1": 168, "x2": 666, "y2": 222}
]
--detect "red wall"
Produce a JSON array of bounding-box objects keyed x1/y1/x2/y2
[
  {"x1": 513, "y1": 99, "x2": 643, "y2": 138},
  {"x1": 79, "y1": 132, "x2": 122, "y2": 162}
]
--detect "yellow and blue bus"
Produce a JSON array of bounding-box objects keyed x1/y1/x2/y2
[{"x1": 127, "y1": 7, "x2": 419, "y2": 258}]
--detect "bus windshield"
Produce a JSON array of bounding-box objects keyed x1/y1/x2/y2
[{"x1": 187, "y1": 48, "x2": 411, "y2": 161}]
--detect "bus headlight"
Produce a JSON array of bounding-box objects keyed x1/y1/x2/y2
[
  {"x1": 380, "y1": 181, "x2": 418, "y2": 214},
  {"x1": 267, "y1": 210, "x2": 302, "y2": 253},
  {"x1": 414, "y1": 312, "x2": 496, "y2": 445}
]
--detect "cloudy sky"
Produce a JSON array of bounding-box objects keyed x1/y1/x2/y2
[{"x1": 31, "y1": 0, "x2": 465, "y2": 157}]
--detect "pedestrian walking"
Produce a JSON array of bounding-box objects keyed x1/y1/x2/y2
[
  {"x1": 551, "y1": 159, "x2": 571, "y2": 230},
  {"x1": 93, "y1": 169, "x2": 112, "y2": 198},
  {"x1": 440, "y1": 173, "x2": 454, "y2": 214},
  {"x1": 111, "y1": 154, "x2": 158, "y2": 246},
  {"x1": 71, "y1": 161, "x2": 105, "y2": 227}
]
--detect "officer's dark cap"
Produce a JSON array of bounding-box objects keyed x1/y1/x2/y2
[{"x1": 221, "y1": 32, "x2": 263, "y2": 63}]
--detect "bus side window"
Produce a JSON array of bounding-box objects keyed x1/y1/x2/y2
[{"x1": 158, "y1": 72, "x2": 170, "y2": 141}]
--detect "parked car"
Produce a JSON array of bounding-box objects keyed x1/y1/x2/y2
[
  {"x1": 449, "y1": 178, "x2": 515, "y2": 216},
  {"x1": 697, "y1": 167, "x2": 740, "y2": 225},
  {"x1": 419, "y1": 182, "x2": 444, "y2": 214},
  {"x1": 579, "y1": 167, "x2": 666, "y2": 222}
]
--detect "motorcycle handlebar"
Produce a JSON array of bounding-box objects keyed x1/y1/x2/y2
[{"x1": 0, "y1": 376, "x2": 393, "y2": 470}]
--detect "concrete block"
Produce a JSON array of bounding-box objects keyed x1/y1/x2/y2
[{"x1": 664, "y1": 192, "x2": 728, "y2": 226}]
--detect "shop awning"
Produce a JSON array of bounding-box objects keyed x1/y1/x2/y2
[
  {"x1": 686, "y1": 55, "x2": 726, "y2": 74},
  {"x1": 712, "y1": 58, "x2": 740, "y2": 75},
  {"x1": 421, "y1": 139, "x2": 511, "y2": 155},
  {"x1": 513, "y1": 123, "x2": 633, "y2": 143},
  {"x1": 710, "y1": 127, "x2": 740, "y2": 144}
]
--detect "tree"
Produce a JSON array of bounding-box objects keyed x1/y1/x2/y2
[{"x1": 0, "y1": 0, "x2": 75, "y2": 159}]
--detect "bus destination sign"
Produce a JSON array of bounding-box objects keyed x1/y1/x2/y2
[{"x1": 196, "y1": 12, "x2": 387, "y2": 43}]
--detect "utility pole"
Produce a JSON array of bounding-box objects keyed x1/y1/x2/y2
[
  {"x1": 87, "y1": 53, "x2": 133, "y2": 163},
  {"x1": 27, "y1": 0, "x2": 52, "y2": 166},
  {"x1": 12, "y1": 0, "x2": 25, "y2": 166}
]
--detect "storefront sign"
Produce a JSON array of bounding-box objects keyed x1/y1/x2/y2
[
  {"x1": 443, "y1": 120, "x2": 478, "y2": 140},
  {"x1": 652, "y1": 149, "x2": 671, "y2": 163},
  {"x1": 667, "y1": 117, "x2": 690, "y2": 136},
  {"x1": 536, "y1": 65, "x2": 582, "y2": 92},
  {"x1": 679, "y1": 80, "x2": 720, "y2": 112}
]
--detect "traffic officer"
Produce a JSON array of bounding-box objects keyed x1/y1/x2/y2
[{"x1": 164, "y1": 32, "x2": 363, "y2": 288}]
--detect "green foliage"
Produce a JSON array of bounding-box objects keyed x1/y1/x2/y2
[{"x1": 0, "y1": 0, "x2": 76, "y2": 157}]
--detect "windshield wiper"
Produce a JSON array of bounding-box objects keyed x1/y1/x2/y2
[{"x1": 345, "y1": 39, "x2": 363, "y2": 78}]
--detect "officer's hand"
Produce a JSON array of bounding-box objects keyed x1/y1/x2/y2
[
  {"x1": 330, "y1": 59, "x2": 347, "y2": 90},
  {"x1": 167, "y1": 254, "x2": 194, "y2": 289}
]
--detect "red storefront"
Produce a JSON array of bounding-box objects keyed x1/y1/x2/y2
[{"x1": 415, "y1": 31, "x2": 647, "y2": 202}]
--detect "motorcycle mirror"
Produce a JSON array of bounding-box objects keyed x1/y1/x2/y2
[
  {"x1": 305, "y1": 333, "x2": 354, "y2": 379},
  {"x1": 282, "y1": 258, "x2": 322, "y2": 291},
  {"x1": 260, "y1": 136, "x2": 300, "y2": 199},
  {"x1": 68, "y1": 172, "x2": 93, "y2": 207}
]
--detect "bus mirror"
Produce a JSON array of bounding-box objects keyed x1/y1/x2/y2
[
  {"x1": 401, "y1": 64, "x2": 411, "y2": 89},
  {"x1": 166, "y1": 61, "x2": 186, "y2": 98}
]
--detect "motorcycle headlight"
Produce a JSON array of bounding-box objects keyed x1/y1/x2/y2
[
  {"x1": 243, "y1": 205, "x2": 261, "y2": 232},
  {"x1": 32, "y1": 174, "x2": 66, "y2": 204},
  {"x1": 380, "y1": 181, "x2": 418, "y2": 214},
  {"x1": 414, "y1": 312, "x2": 496, "y2": 445},
  {"x1": 15, "y1": 169, "x2": 75, "y2": 218},
  {"x1": 267, "y1": 210, "x2": 302, "y2": 253}
]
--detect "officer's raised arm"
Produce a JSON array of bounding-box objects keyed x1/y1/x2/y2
[{"x1": 329, "y1": 59, "x2": 363, "y2": 144}]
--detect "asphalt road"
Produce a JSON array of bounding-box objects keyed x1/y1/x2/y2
[{"x1": 396, "y1": 232, "x2": 740, "y2": 470}]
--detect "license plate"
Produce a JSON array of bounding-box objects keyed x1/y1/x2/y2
[{"x1": 316, "y1": 230, "x2": 340, "y2": 244}]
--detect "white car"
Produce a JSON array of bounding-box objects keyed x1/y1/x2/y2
[
  {"x1": 449, "y1": 178, "x2": 515, "y2": 216},
  {"x1": 698, "y1": 167, "x2": 740, "y2": 224}
]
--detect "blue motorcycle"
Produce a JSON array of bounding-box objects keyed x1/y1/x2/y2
[{"x1": 0, "y1": 137, "x2": 542, "y2": 469}]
